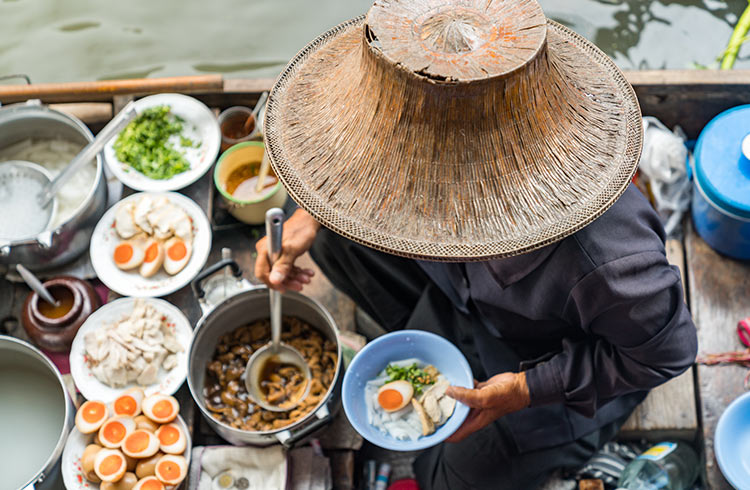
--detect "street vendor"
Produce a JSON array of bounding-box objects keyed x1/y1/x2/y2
[{"x1": 255, "y1": 0, "x2": 698, "y2": 488}]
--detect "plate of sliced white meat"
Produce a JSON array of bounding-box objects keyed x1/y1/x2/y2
[
  {"x1": 90, "y1": 191, "x2": 211, "y2": 297},
  {"x1": 70, "y1": 297, "x2": 192, "y2": 401}
]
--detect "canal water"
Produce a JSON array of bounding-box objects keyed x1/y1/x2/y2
[{"x1": 0, "y1": 0, "x2": 746, "y2": 84}]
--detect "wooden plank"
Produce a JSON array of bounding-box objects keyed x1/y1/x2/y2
[
  {"x1": 47, "y1": 102, "x2": 113, "y2": 125},
  {"x1": 625, "y1": 70, "x2": 750, "y2": 139},
  {"x1": 686, "y1": 221, "x2": 750, "y2": 490},
  {"x1": 620, "y1": 238, "x2": 698, "y2": 439},
  {"x1": 0, "y1": 74, "x2": 223, "y2": 104}
]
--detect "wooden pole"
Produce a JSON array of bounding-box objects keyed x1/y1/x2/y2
[{"x1": 0, "y1": 74, "x2": 224, "y2": 104}]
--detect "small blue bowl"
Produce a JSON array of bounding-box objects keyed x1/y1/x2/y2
[
  {"x1": 716, "y1": 391, "x2": 750, "y2": 489},
  {"x1": 342, "y1": 330, "x2": 473, "y2": 451}
]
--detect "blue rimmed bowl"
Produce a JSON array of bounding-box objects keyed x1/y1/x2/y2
[
  {"x1": 342, "y1": 330, "x2": 473, "y2": 451},
  {"x1": 716, "y1": 391, "x2": 750, "y2": 489}
]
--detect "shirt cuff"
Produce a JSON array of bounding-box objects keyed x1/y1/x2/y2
[{"x1": 525, "y1": 360, "x2": 565, "y2": 407}]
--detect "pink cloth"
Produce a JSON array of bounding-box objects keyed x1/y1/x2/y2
[{"x1": 388, "y1": 479, "x2": 419, "y2": 490}]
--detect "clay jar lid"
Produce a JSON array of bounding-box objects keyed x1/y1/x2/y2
[{"x1": 22, "y1": 276, "x2": 100, "y2": 352}]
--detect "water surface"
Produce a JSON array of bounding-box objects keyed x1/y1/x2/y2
[{"x1": 0, "y1": 0, "x2": 745, "y2": 84}]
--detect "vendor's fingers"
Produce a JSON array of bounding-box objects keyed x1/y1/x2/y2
[
  {"x1": 446, "y1": 385, "x2": 489, "y2": 409},
  {"x1": 269, "y1": 255, "x2": 296, "y2": 288}
]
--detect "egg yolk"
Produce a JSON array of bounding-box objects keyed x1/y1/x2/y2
[
  {"x1": 99, "y1": 454, "x2": 123, "y2": 476},
  {"x1": 158, "y1": 425, "x2": 180, "y2": 445},
  {"x1": 156, "y1": 460, "x2": 181, "y2": 481},
  {"x1": 114, "y1": 244, "x2": 134, "y2": 264},
  {"x1": 140, "y1": 479, "x2": 164, "y2": 490},
  {"x1": 82, "y1": 401, "x2": 106, "y2": 423},
  {"x1": 114, "y1": 396, "x2": 137, "y2": 416},
  {"x1": 144, "y1": 242, "x2": 159, "y2": 262},
  {"x1": 152, "y1": 400, "x2": 174, "y2": 419},
  {"x1": 124, "y1": 431, "x2": 150, "y2": 453},
  {"x1": 378, "y1": 389, "x2": 403, "y2": 411},
  {"x1": 167, "y1": 241, "x2": 187, "y2": 261},
  {"x1": 103, "y1": 421, "x2": 126, "y2": 443}
]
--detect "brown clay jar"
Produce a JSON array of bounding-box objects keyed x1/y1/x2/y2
[{"x1": 22, "y1": 276, "x2": 101, "y2": 352}]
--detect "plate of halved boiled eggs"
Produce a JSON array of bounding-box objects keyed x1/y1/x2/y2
[
  {"x1": 90, "y1": 192, "x2": 211, "y2": 297},
  {"x1": 62, "y1": 389, "x2": 191, "y2": 490}
]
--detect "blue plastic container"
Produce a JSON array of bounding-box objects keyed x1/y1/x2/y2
[
  {"x1": 692, "y1": 105, "x2": 750, "y2": 260},
  {"x1": 715, "y1": 391, "x2": 750, "y2": 489}
]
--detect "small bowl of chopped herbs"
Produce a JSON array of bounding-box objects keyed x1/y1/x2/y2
[{"x1": 103, "y1": 93, "x2": 220, "y2": 191}]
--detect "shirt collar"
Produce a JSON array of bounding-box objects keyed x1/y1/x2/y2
[{"x1": 482, "y1": 241, "x2": 560, "y2": 289}]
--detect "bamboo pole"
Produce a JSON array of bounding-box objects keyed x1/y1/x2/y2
[
  {"x1": 721, "y1": 1, "x2": 750, "y2": 69},
  {"x1": 0, "y1": 74, "x2": 224, "y2": 103}
]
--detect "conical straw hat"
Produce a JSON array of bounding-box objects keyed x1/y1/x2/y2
[{"x1": 264, "y1": 0, "x2": 643, "y2": 261}]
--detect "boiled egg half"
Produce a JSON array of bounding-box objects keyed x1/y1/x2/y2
[
  {"x1": 76, "y1": 400, "x2": 109, "y2": 434},
  {"x1": 163, "y1": 237, "x2": 191, "y2": 275},
  {"x1": 98, "y1": 416, "x2": 136, "y2": 448},
  {"x1": 122, "y1": 429, "x2": 160, "y2": 459},
  {"x1": 142, "y1": 394, "x2": 179, "y2": 424},
  {"x1": 139, "y1": 239, "x2": 165, "y2": 278},
  {"x1": 133, "y1": 476, "x2": 165, "y2": 490},
  {"x1": 112, "y1": 388, "x2": 144, "y2": 418},
  {"x1": 94, "y1": 448, "x2": 128, "y2": 482},
  {"x1": 377, "y1": 380, "x2": 414, "y2": 412},
  {"x1": 155, "y1": 454, "x2": 188, "y2": 485},
  {"x1": 113, "y1": 239, "x2": 145, "y2": 270},
  {"x1": 155, "y1": 423, "x2": 186, "y2": 454}
]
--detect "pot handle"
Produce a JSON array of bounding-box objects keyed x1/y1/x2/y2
[
  {"x1": 277, "y1": 403, "x2": 333, "y2": 449},
  {"x1": 191, "y1": 258, "x2": 243, "y2": 299}
]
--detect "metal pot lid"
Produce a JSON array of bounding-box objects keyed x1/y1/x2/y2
[{"x1": 695, "y1": 104, "x2": 750, "y2": 219}]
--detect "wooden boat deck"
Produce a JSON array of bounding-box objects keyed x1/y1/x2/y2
[{"x1": 3, "y1": 69, "x2": 750, "y2": 488}]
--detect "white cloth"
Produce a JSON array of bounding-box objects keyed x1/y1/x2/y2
[{"x1": 190, "y1": 445, "x2": 287, "y2": 490}]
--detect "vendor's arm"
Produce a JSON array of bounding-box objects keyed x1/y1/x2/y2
[
  {"x1": 525, "y1": 251, "x2": 698, "y2": 416},
  {"x1": 255, "y1": 208, "x2": 321, "y2": 292}
]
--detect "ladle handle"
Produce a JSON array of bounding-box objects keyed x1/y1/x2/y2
[
  {"x1": 39, "y1": 101, "x2": 138, "y2": 207},
  {"x1": 266, "y1": 208, "x2": 285, "y2": 351},
  {"x1": 16, "y1": 264, "x2": 58, "y2": 306}
]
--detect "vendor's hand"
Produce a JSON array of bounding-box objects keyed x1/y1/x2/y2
[
  {"x1": 445, "y1": 371, "x2": 530, "y2": 443},
  {"x1": 255, "y1": 209, "x2": 321, "y2": 292}
]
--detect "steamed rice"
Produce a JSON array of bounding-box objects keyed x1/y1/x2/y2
[{"x1": 0, "y1": 138, "x2": 97, "y2": 229}]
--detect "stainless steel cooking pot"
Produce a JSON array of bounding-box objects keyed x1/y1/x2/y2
[
  {"x1": 0, "y1": 335, "x2": 75, "y2": 489},
  {"x1": 0, "y1": 101, "x2": 107, "y2": 270},
  {"x1": 187, "y1": 259, "x2": 343, "y2": 447}
]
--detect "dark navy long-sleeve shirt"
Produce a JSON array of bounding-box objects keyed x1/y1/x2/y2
[{"x1": 418, "y1": 185, "x2": 697, "y2": 451}]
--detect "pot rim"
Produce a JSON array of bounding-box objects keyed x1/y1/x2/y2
[
  {"x1": 0, "y1": 334, "x2": 73, "y2": 489},
  {"x1": 187, "y1": 288, "x2": 343, "y2": 439},
  {"x1": 0, "y1": 103, "x2": 104, "y2": 246}
]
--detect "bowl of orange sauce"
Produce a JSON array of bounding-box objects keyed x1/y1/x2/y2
[{"x1": 214, "y1": 141, "x2": 288, "y2": 225}]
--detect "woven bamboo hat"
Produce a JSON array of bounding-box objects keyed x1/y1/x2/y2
[{"x1": 264, "y1": 0, "x2": 642, "y2": 261}]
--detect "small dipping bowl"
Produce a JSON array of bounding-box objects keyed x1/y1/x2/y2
[
  {"x1": 21, "y1": 276, "x2": 100, "y2": 352},
  {"x1": 218, "y1": 106, "x2": 260, "y2": 152},
  {"x1": 214, "y1": 142, "x2": 287, "y2": 225}
]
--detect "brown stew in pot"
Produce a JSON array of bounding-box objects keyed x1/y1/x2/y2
[{"x1": 204, "y1": 316, "x2": 337, "y2": 431}]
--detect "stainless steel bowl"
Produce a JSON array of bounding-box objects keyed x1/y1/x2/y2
[
  {"x1": 0, "y1": 335, "x2": 75, "y2": 489},
  {"x1": 188, "y1": 260, "x2": 343, "y2": 447},
  {"x1": 0, "y1": 101, "x2": 107, "y2": 270}
]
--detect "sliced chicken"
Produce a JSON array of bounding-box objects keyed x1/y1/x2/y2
[
  {"x1": 83, "y1": 299, "x2": 183, "y2": 388},
  {"x1": 438, "y1": 396, "x2": 456, "y2": 424},
  {"x1": 411, "y1": 398, "x2": 436, "y2": 436},
  {"x1": 114, "y1": 201, "x2": 139, "y2": 239},
  {"x1": 133, "y1": 196, "x2": 154, "y2": 235}
]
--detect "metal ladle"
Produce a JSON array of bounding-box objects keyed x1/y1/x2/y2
[
  {"x1": 0, "y1": 101, "x2": 138, "y2": 240},
  {"x1": 244, "y1": 208, "x2": 311, "y2": 412}
]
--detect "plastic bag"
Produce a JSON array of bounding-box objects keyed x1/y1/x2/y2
[{"x1": 638, "y1": 117, "x2": 692, "y2": 238}]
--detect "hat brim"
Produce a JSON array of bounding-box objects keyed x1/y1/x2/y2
[{"x1": 265, "y1": 16, "x2": 642, "y2": 261}]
